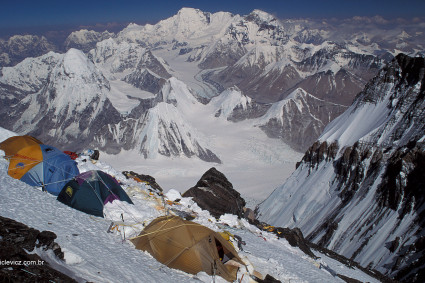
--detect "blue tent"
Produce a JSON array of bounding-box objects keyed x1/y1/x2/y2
[
  {"x1": 57, "y1": 170, "x2": 133, "y2": 217},
  {"x1": 14, "y1": 144, "x2": 80, "y2": 195}
]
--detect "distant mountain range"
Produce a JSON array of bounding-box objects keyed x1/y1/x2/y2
[{"x1": 0, "y1": 8, "x2": 423, "y2": 159}]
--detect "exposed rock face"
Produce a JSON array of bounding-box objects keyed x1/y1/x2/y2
[
  {"x1": 296, "y1": 140, "x2": 339, "y2": 168},
  {"x1": 182, "y1": 167, "x2": 246, "y2": 218},
  {"x1": 0, "y1": 35, "x2": 56, "y2": 67},
  {"x1": 0, "y1": 216, "x2": 76, "y2": 282},
  {"x1": 122, "y1": 50, "x2": 171, "y2": 93},
  {"x1": 258, "y1": 54, "x2": 425, "y2": 281}
]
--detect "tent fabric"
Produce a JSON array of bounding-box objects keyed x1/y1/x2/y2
[
  {"x1": 0, "y1": 135, "x2": 42, "y2": 158},
  {"x1": 57, "y1": 170, "x2": 133, "y2": 217},
  {"x1": 130, "y1": 215, "x2": 244, "y2": 282},
  {"x1": 7, "y1": 144, "x2": 79, "y2": 195}
]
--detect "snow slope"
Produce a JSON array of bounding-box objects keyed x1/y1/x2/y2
[{"x1": 0, "y1": 127, "x2": 381, "y2": 282}]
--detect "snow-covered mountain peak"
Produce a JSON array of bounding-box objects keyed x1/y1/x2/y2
[
  {"x1": 89, "y1": 39, "x2": 147, "y2": 74},
  {"x1": 62, "y1": 48, "x2": 100, "y2": 78},
  {"x1": 399, "y1": 30, "x2": 411, "y2": 39},
  {"x1": 256, "y1": 88, "x2": 312, "y2": 124},
  {"x1": 157, "y1": 77, "x2": 199, "y2": 109},
  {"x1": 209, "y1": 87, "x2": 252, "y2": 119},
  {"x1": 64, "y1": 30, "x2": 115, "y2": 53},
  {"x1": 247, "y1": 9, "x2": 277, "y2": 24},
  {"x1": 118, "y1": 8, "x2": 234, "y2": 46},
  {"x1": 42, "y1": 48, "x2": 111, "y2": 118},
  {"x1": 0, "y1": 51, "x2": 61, "y2": 91},
  {"x1": 176, "y1": 7, "x2": 210, "y2": 21},
  {"x1": 65, "y1": 29, "x2": 114, "y2": 44},
  {"x1": 255, "y1": 87, "x2": 347, "y2": 151}
]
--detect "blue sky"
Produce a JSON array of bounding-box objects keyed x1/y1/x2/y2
[{"x1": 1, "y1": 0, "x2": 424, "y2": 30}]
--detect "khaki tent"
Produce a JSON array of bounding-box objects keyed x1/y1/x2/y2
[{"x1": 130, "y1": 215, "x2": 245, "y2": 282}]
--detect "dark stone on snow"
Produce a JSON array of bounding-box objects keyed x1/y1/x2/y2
[
  {"x1": 182, "y1": 167, "x2": 246, "y2": 218},
  {"x1": 0, "y1": 215, "x2": 76, "y2": 282},
  {"x1": 255, "y1": 273, "x2": 282, "y2": 283},
  {"x1": 336, "y1": 274, "x2": 363, "y2": 283},
  {"x1": 123, "y1": 171, "x2": 163, "y2": 192},
  {"x1": 274, "y1": 227, "x2": 317, "y2": 259}
]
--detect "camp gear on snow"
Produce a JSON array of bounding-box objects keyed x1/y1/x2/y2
[
  {"x1": 234, "y1": 234, "x2": 246, "y2": 251},
  {"x1": 63, "y1": 151, "x2": 79, "y2": 160},
  {"x1": 130, "y1": 215, "x2": 244, "y2": 282},
  {"x1": 91, "y1": 150, "x2": 99, "y2": 160},
  {"x1": 0, "y1": 135, "x2": 42, "y2": 158},
  {"x1": 57, "y1": 170, "x2": 133, "y2": 217},
  {"x1": 81, "y1": 149, "x2": 99, "y2": 160},
  {"x1": 219, "y1": 231, "x2": 246, "y2": 251},
  {"x1": 6, "y1": 143, "x2": 79, "y2": 195}
]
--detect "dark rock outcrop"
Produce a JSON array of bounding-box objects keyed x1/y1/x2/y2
[
  {"x1": 182, "y1": 167, "x2": 246, "y2": 218},
  {"x1": 122, "y1": 170, "x2": 163, "y2": 192},
  {"x1": 296, "y1": 140, "x2": 339, "y2": 169},
  {"x1": 274, "y1": 227, "x2": 317, "y2": 259},
  {"x1": 0, "y1": 216, "x2": 76, "y2": 282}
]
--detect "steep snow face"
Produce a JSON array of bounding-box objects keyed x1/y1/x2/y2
[
  {"x1": 132, "y1": 76, "x2": 219, "y2": 162},
  {"x1": 258, "y1": 54, "x2": 425, "y2": 279},
  {"x1": 320, "y1": 55, "x2": 424, "y2": 148}
]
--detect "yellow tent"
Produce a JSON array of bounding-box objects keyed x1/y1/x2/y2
[
  {"x1": 131, "y1": 216, "x2": 245, "y2": 282},
  {"x1": 0, "y1": 135, "x2": 42, "y2": 159}
]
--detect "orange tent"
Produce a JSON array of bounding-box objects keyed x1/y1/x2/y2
[
  {"x1": 0, "y1": 135, "x2": 42, "y2": 159},
  {"x1": 7, "y1": 144, "x2": 43, "y2": 180},
  {"x1": 2, "y1": 141, "x2": 80, "y2": 195}
]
